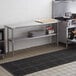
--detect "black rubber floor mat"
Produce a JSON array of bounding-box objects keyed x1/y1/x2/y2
[{"x1": 1, "y1": 47, "x2": 76, "y2": 76}]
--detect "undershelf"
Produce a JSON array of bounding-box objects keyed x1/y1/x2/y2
[{"x1": 9, "y1": 33, "x2": 56, "y2": 41}]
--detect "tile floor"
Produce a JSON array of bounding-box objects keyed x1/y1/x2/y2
[
  {"x1": 0, "y1": 44, "x2": 76, "y2": 76},
  {"x1": 25, "y1": 61, "x2": 76, "y2": 76}
]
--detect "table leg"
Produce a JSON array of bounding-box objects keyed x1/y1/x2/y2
[
  {"x1": 57, "y1": 23, "x2": 59, "y2": 46},
  {"x1": 11, "y1": 29, "x2": 14, "y2": 56}
]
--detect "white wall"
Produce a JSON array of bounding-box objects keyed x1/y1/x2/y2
[
  {"x1": 0, "y1": 0, "x2": 52, "y2": 51},
  {"x1": 0, "y1": 0, "x2": 52, "y2": 25}
]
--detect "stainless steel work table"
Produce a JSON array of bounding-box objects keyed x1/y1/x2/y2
[{"x1": 5, "y1": 19, "x2": 59, "y2": 56}]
